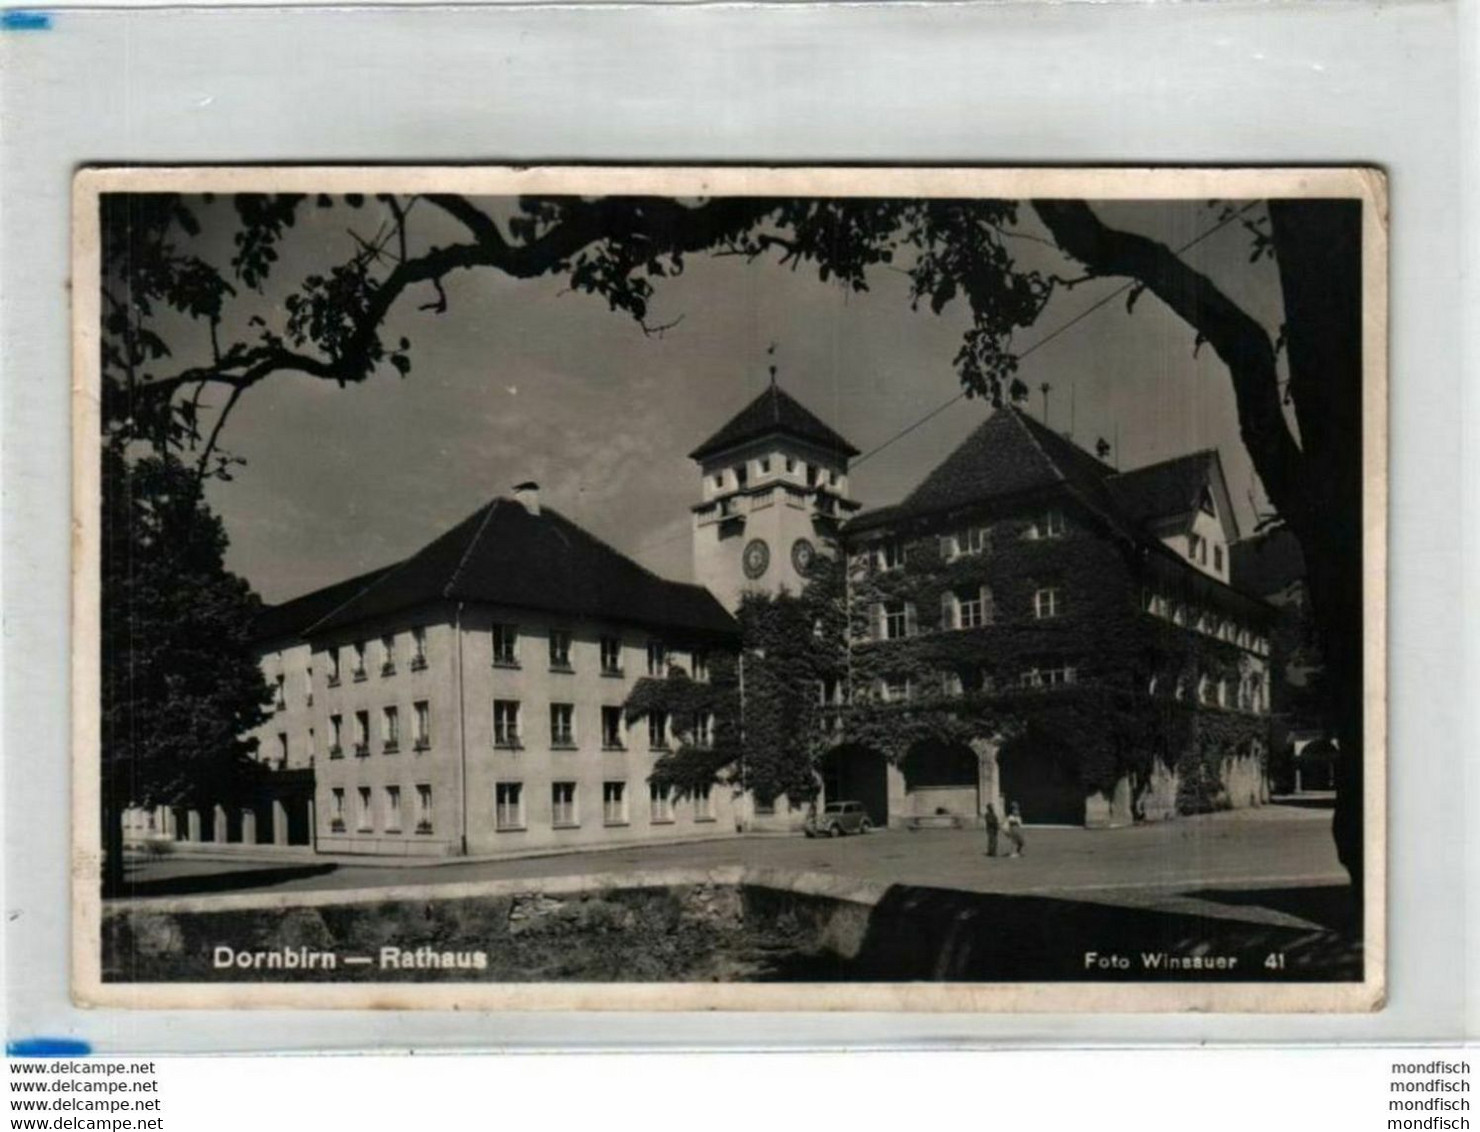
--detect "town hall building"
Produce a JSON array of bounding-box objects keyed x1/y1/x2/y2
[{"x1": 128, "y1": 379, "x2": 1277, "y2": 857}]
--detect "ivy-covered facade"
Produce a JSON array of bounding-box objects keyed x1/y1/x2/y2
[{"x1": 831, "y1": 406, "x2": 1276, "y2": 828}]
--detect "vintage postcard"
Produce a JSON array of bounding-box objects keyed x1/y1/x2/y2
[{"x1": 72, "y1": 166, "x2": 1386, "y2": 1012}]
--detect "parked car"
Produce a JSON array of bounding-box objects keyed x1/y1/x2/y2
[{"x1": 804, "y1": 800, "x2": 872, "y2": 838}]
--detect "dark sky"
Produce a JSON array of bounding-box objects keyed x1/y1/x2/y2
[{"x1": 182, "y1": 196, "x2": 1287, "y2": 603}]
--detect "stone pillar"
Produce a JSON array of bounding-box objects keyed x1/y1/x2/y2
[
  {"x1": 885, "y1": 761, "x2": 907, "y2": 827},
  {"x1": 241, "y1": 807, "x2": 257, "y2": 845},
  {"x1": 185, "y1": 809, "x2": 202, "y2": 843},
  {"x1": 272, "y1": 800, "x2": 289, "y2": 847},
  {"x1": 212, "y1": 805, "x2": 228, "y2": 843},
  {"x1": 306, "y1": 797, "x2": 317, "y2": 849},
  {"x1": 970, "y1": 736, "x2": 1001, "y2": 825}
]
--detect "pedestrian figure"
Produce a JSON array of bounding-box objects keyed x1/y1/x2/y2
[
  {"x1": 1005, "y1": 802, "x2": 1025, "y2": 858},
  {"x1": 983, "y1": 802, "x2": 1001, "y2": 857}
]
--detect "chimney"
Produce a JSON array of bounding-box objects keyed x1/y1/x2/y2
[{"x1": 513, "y1": 481, "x2": 541, "y2": 516}]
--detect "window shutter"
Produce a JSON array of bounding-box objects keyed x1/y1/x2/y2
[
  {"x1": 905, "y1": 602, "x2": 919, "y2": 638},
  {"x1": 981, "y1": 585, "x2": 994, "y2": 624},
  {"x1": 870, "y1": 602, "x2": 883, "y2": 641},
  {"x1": 940, "y1": 592, "x2": 955, "y2": 631}
]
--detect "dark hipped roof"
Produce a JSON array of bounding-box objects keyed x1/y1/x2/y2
[
  {"x1": 305, "y1": 498, "x2": 737, "y2": 640},
  {"x1": 1106, "y1": 450, "x2": 1219, "y2": 526},
  {"x1": 253, "y1": 565, "x2": 398, "y2": 645},
  {"x1": 851, "y1": 405, "x2": 1120, "y2": 531},
  {"x1": 1230, "y1": 526, "x2": 1307, "y2": 598},
  {"x1": 688, "y1": 383, "x2": 860, "y2": 461},
  {"x1": 847, "y1": 404, "x2": 1235, "y2": 547}
]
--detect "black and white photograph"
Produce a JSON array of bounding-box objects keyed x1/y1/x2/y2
[{"x1": 74, "y1": 167, "x2": 1385, "y2": 1011}]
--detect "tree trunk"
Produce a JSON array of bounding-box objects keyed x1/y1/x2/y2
[
  {"x1": 1268, "y1": 199, "x2": 1367, "y2": 902},
  {"x1": 101, "y1": 795, "x2": 126, "y2": 898}
]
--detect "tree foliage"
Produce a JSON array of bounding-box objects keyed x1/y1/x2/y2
[{"x1": 100, "y1": 447, "x2": 272, "y2": 882}]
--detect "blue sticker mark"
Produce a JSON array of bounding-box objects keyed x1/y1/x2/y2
[
  {"x1": 2, "y1": 11, "x2": 53, "y2": 31},
  {"x1": 8, "y1": 1038, "x2": 93, "y2": 1057}
]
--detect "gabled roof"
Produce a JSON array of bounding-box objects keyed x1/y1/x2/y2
[
  {"x1": 305, "y1": 498, "x2": 737, "y2": 640},
  {"x1": 1106, "y1": 450, "x2": 1219, "y2": 526},
  {"x1": 688, "y1": 383, "x2": 860, "y2": 462},
  {"x1": 253, "y1": 564, "x2": 398, "y2": 645},
  {"x1": 851, "y1": 405, "x2": 1120, "y2": 530}
]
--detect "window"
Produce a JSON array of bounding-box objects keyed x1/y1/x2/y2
[
  {"x1": 330, "y1": 788, "x2": 345, "y2": 832},
  {"x1": 550, "y1": 703, "x2": 575, "y2": 748},
  {"x1": 602, "y1": 782, "x2": 627, "y2": 825},
  {"x1": 785, "y1": 457, "x2": 796, "y2": 474},
  {"x1": 415, "y1": 785, "x2": 433, "y2": 834},
  {"x1": 882, "y1": 600, "x2": 915, "y2": 640},
  {"x1": 694, "y1": 784, "x2": 715, "y2": 821},
  {"x1": 646, "y1": 641, "x2": 667, "y2": 677},
  {"x1": 713, "y1": 473, "x2": 724, "y2": 489},
  {"x1": 274, "y1": 674, "x2": 286, "y2": 710},
  {"x1": 276, "y1": 732, "x2": 288, "y2": 767},
  {"x1": 691, "y1": 650, "x2": 709, "y2": 682},
  {"x1": 1030, "y1": 509, "x2": 1066, "y2": 539},
  {"x1": 411, "y1": 626, "x2": 428, "y2": 670},
  {"x1": 759, "y1": 456, "x2": 771, "y2": 474},
  {"x1": 692, "y1": 712, "x2": 713, "y2": 748},
  {"x1": 734, "y1": 463, "x2": 747, "y2": 487},
  {"x1": 327, "y1": 649, "x2": 341, "y2": 686},
  {"x1": 354, "y1": 710, "x2": 369, "y2": 756},
  {"x1": 356, "y1": 787, "x2": 372, "y2": 832},
  {"x1": 941, "y1": 670, "x2": 964, "y2": 697},
  {"x1": 493, "y1": 700, "x2": 522, "y2": 748},
  {"x1": 352, "y1": 641, "x2": 367, "y2": 680},
  {"x1": 648, "y1": 710, "x2": 669, "y2": 750},
  {"x1": 548, "y1": 629, "x2": 573, "y2": 671},
  {"x1": 384, "y1": 786, "x2": 402, "y2": 832},
  {"x1": 304, "y1": 667, "x2": 314, "y2": 705},
  {"x1": 957, "y1": 587, "x2": 990, "y2": 629},
  {"x1": 600, "y1": 636, "x2": 623, "y2": 675},
  {"x1": 881, "y1": 675, "x2": 911, "y2": 703},
  {"x1": 947, "y1": 525, "x2": 989, "y2": 560},
  {"x1": 1022, "y1": 664, "x2": 1076, "y2": 688},
  {"x1": 1214, "y1": 544, "x2": 1224, "y2": 573},
  {"x1": 829, "y1": 470, "x2": 839, "y2": 486},
  {"x1": 551, "y1": 782, "x2": 577, "y2": 827},
  {"x1": 1033, "y1": 587, "x2": 1062, "y2": 620},
  {"x1": 381, "y1": 634, "x2": 396, "y2": 676},
  {"x1": 601, "y1": 706, "x2": 625, "y2": 749},
  {"x1": 495, "y1": 782, "x2": 524, "y2": 830},
  {"x1": 1216, "y1": 679, "x2": 1228, "y2": 708},
  {"x1": 492, "y1": 623, "x2": 519, "y2": 666},
  {"x1": 875, "y1": 542, "x2": 905, "y2": 572},
  {"x1": 382, "y1": 706, "x2": 400, "y2": 752},
  {"x1": 413, "y1": 700, "x2": 430, "y2": 751},
  {"x1": 329, "y1": 714, "x2": 344, "y2": 757},
  {"x1": 650, "y1": 783, "x2": 674, "y2": 823},
  {"x1": 1197, "y1": 675, "x2": 1213, "y2": 705},
  {"x1": 307, "y1": 727, "x2": 316, "y2": 759}
]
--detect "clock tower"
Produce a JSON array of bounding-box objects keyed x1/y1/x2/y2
[{"x1": 689, "y1": 380, "x2": 861, "y2": 612}]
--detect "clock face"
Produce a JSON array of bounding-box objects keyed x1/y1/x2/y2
[
  {"x1": 742, "y1": 538, "x2": 770, "y2": 580},
  {"x1": 791, "y1": 537, "x2": 816, "y2": 574}
]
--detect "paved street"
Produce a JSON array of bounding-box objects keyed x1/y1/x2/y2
[{"x1": 120, "y1": 801, "x2": 1349, "y2": 931}]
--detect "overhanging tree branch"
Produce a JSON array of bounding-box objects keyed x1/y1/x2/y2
[{"x1": 1030, "y1": 199, "x2": 1310, "y2": 528}]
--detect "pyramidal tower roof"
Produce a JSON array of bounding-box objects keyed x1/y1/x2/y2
[{"x1": 688, "y1": 383, "x2": 860, "y2": 462}]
